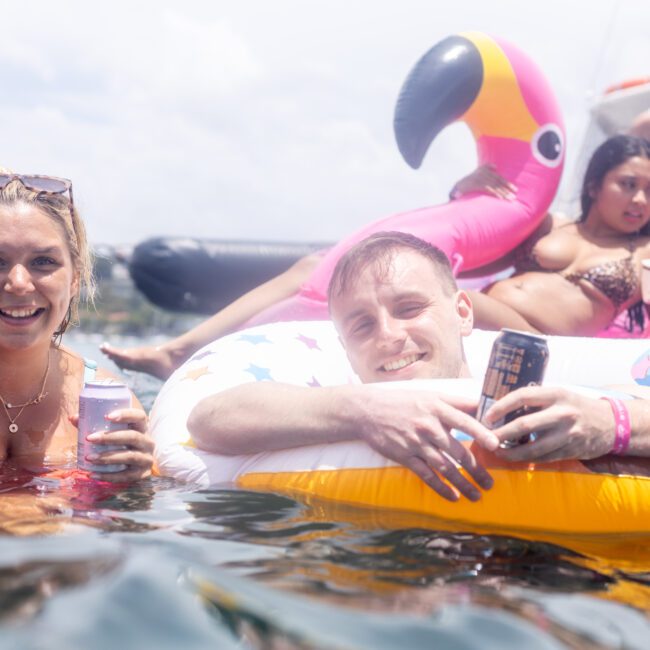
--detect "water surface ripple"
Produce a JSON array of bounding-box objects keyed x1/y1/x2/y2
[{"x1": 0, "y1": 334, "x2": 647, "y2": 648}]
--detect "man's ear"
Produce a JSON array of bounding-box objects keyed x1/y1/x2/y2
[{"x1": 455, "y1": 290, "x2": 474, "y2": 336}]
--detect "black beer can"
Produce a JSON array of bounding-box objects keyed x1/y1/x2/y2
[{"x1": 477, "y1": 329, "x2": 549, "y2": 440}]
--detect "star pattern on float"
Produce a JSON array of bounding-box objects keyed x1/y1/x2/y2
[
  {"x1": 182, "y1": 366, "x2": 211, "y2": 381},
  {"x1": 296, "y1": 333, "x2": 320, "y2": 350},
  {"x1": 245, "y1": 364, "x2": 273, "y2": 381},
  {"x1": 238, "y1": 334, "x2": 271, "y2": 345},
  {"x1": 631, "y1": 350, "x2": 650, "y2": 386},
  {"x1": 189, "y1": 349, "x2": 216, "y2": 362}
]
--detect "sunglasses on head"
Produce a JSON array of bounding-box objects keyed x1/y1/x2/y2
[{"x1": 0, "y1": 173, "x2": 74, "y2": 213}]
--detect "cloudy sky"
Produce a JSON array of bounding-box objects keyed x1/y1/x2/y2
[{"x1": 0, "y1": 0, "x2": 648, "y2": 246}]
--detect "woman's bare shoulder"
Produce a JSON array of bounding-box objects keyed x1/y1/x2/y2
[
  {"x1": 94, "y1": 367, "x2": 120, "y2": 381},
  {"x1": 57, "y1": 345, "x2": 85, "y2": 375},
  {"x1": 58, "y1": 347, "x2": 126, "y2": 387}
]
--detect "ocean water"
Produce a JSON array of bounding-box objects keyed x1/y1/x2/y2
[{"x1": 0, "y1": 332, "x2": 649, "y2": 649}]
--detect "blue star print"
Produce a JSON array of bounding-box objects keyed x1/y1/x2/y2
[
  {"x1": 245, "y1": 364, "x2": 273, "y2": 381},
  {"x1": 239, "y1": 334, "x2": 271, "y2": 345}
]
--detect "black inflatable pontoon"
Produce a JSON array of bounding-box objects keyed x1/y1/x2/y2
[{"x1": 128, "y1": 237, "x2": 330, "y2": 314}]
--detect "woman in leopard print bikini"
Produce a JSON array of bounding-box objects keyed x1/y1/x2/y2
[{"x1": 459, "y1": 135, "x2": 650, "y2": 336}]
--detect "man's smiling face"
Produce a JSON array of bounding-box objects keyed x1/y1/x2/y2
[{"x1": 329, "y1": 248, "x2": 473, "y2": 383}]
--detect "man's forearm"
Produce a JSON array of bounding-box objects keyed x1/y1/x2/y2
[
  {"x1": 187, "y1": 383, "x2": 366, "y2": 455},
  {"x1": 187, "y1": 383, "x2": 497, "y2": 502}
]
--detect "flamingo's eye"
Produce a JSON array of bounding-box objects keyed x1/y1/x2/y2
[{"x1": 532, "y1": 123, "x2": 564, "y2": 168}]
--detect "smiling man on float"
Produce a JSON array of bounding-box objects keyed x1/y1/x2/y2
[
  {"x1": 188, "y1": 231, "x2": 496, "y2": 503},
  {"x1": 327, "y1": 231, "x2": 473, "y2": 383}
]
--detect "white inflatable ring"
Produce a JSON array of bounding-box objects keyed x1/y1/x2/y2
[{"x1": 151, "y1": 321, "x2": 650, "y2": 535}]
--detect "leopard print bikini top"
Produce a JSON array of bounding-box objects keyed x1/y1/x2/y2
[{"x1": 515, "y1": 240, "x2": 638, "y2": 308}]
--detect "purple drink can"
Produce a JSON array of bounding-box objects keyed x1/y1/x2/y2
[{"x1": 77, "y1": 379, "x2": 132, "y2": 473}]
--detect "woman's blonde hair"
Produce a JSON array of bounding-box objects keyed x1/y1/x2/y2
[{"x1": 0, "y1": 177, "x2": 95, "y2": 336}]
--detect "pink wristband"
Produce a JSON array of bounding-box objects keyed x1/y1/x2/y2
[{"x1": 600, "y1": 397, "x2": 631, "y2": 455}]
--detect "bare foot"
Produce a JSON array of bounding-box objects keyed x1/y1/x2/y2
[{"x1": 99, "y1": 343, "x2": 183, "y2": 380}]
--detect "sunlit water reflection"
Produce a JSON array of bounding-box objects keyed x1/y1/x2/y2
[{"x1": 0, "y1": 333, "x2": 648, "y2": 649}]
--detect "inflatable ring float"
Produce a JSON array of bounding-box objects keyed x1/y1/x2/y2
[{"x1": 151, "y1": 320, "x2": 650, "y2": 536}]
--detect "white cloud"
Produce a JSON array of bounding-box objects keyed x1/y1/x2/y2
[{"x1": 0, "y1": 0, "x2": 647, "y2": 244}]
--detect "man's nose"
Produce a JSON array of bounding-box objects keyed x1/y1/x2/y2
[
  {"x1": 4, "y1": 264, "x2": 35, "y2": 294},
  {"x1": 376, "y1": 313, "x2": 406, "y2": 346}
]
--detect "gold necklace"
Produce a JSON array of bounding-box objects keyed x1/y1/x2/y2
[{"x1": 0, "y1": 353, "x2": 51, "y2": 434}]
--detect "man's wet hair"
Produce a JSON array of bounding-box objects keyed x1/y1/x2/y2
[{"x1": 327, "y1": 231, "x2": 457, "y2": 306}]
